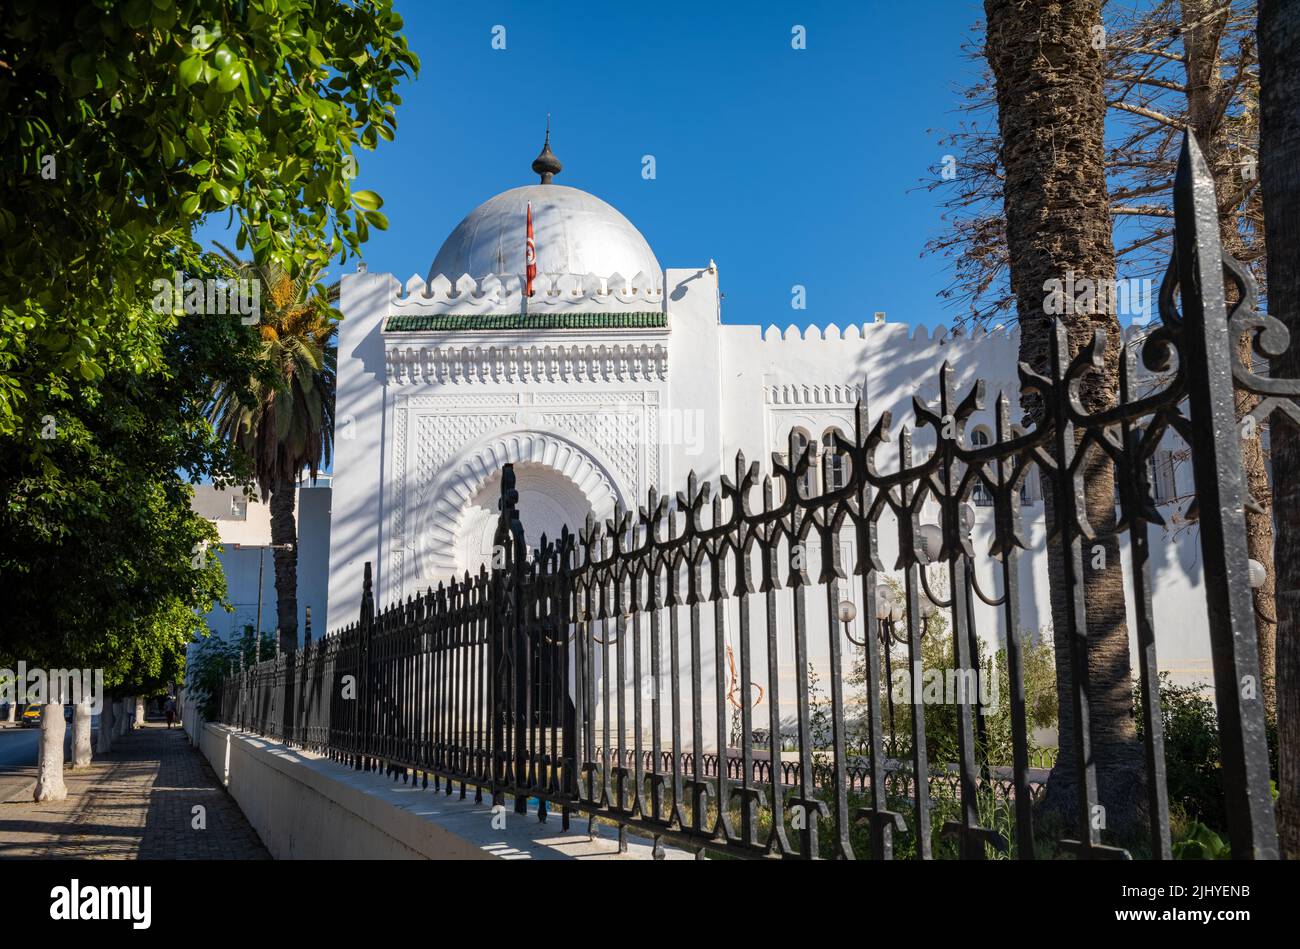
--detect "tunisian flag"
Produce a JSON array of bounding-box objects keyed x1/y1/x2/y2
[{"x1": 526, "y1": 202, "x2": 537, "y2": 297}]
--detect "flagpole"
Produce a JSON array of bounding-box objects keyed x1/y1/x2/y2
[{"x1": 525, "y1": 200, "x2": 536, "y2": 308}]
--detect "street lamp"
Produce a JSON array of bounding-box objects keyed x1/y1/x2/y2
[
  {"x1": 1247, "y1": 558, "x2": 1266, "y2": 588},
  {"x1": 872, "y1": 589, "x2": 908, "y2": 753},
  {"x1": 838, "y1": 599, "x2": 857, "y2": 627},
  {"x1": 917, "y1": 523, "x2": 943, "y2": 562},
  {"x1": 960, "y1": 501, "x2": 976, "y2": 533},
  {"x1": 231, "y1": 542, "x2": 295, "y2": 656},
  {"x1": 843, "y1": 578, "x2": 941, "y2": 758}
]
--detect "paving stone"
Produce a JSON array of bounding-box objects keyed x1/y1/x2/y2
[{"x1": 0, "y1": 723, "x2": 268, "y2": 859}]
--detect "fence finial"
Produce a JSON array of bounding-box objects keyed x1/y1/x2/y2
[{"x1": 360, "y1": 561, "x2": 375, "y2": 626}]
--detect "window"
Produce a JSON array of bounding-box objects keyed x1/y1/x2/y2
[
  {"x1": 789, "y1": 428, "x2": 817, "y2": 498},
  {"x1": 1148, "y1": 451, "x2": 1176, "y2": 504},
  {"x1": 229, "y1": 495, "x2": 247, "y2": 519},
  {"x1": 1019, "y1": 466, "x2": 1038, "y2": 505},
  {"x1": 822, "y1": 428, "x2": 850, "y2": 491},
  {"x1": 969, "y1": 428, "x2": 993, "y2": 506}
]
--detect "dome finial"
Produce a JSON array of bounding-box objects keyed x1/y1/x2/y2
[{"x1": 532, "y1": 116, "x2": 562, "y2": 184}]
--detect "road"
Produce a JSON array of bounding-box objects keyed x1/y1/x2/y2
[{"x1": 0, "y1": 715, "x2": 99, "y2": 802}]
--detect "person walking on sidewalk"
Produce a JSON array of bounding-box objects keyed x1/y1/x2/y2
[{"x1": 163, "y1": 694, "x2": 176, "y2": 729}]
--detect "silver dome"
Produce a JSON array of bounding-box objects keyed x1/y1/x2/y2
[{"x1": 428, "y1": 184, "x2": 661, "y2": 284}]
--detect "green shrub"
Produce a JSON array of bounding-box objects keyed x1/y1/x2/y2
[
  {"x1": 846, "y1": 580, "x2": 1057, "y2": 769},
  {"x1": 1172, "y1": 821, "x2": 1230, "y2": 859},
  {"x1": 184, "y1": 627, "x2": 277, "y2": 721},
  {"x1": 1135, "y1": 674, "x2": 1224, "y2": 830}
]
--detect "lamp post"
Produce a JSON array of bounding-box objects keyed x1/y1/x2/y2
[
  {"x1": 838, "y1": 598, "x2": 869, "y2": 744},
  {"x1": 874, "y1": 591, "x2": 907, "y2": 753},
  {"x1": 840, "y1": 592, "x2": 910, "y2": 755},
  {"x1": 231, "y1": 541, "x2": 295, "y2": 657}
]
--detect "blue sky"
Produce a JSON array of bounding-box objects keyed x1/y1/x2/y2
[{"x1": 201, "y1": 1, "x2": 992, "y2": 332}]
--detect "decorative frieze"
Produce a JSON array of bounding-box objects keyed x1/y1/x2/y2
[
  {"x1": 386, "y1": 341, "x2": 668, "y2": 384},
  {"x1": 765, "y1": 382, "x2": 863, "y2": 406}
]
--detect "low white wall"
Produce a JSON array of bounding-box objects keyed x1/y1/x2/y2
[
  {"x1": 200, "y1": 724, "x2": 688, "y2": 860},
  {"x1": 177, "y1": 688, "x2": 203, "y2": 747}
]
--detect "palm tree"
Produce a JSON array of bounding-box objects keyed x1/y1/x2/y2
[
  {"x1": 209, "y1": 246, "x2": 338, "y2": 656},
  {"x1": 983, "y1": 0, "x2": 1146, "y2": 835},
  {"x1": 1258, "y1": 0, "x2": 1300, "y2": 859}
]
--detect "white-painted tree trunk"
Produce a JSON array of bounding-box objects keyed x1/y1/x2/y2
[
  {"x1": 71, "y1": 699, "x2": 92, "y2": 768},
  {"x1": 96, "y1": 696, "x2": 114, "y2": 753},
  {"x1": 4, "y1": 701, "x2": 13, "y2": 723},
  {"x1": 34, "y1": 704, "x2": 67, "y2": 802},
  {"x1": 134, "y1": 696, "x2": 145, "y2": 727},
  {"x1": 116, "y1": 699, "x2": 129, "y2": 736}
]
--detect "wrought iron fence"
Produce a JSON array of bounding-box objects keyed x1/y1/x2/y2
[{"x1": 216, "y1": 132, "x2": 1285, "y2": 859}]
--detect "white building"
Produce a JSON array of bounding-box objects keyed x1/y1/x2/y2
[
  {"x1": 193, "y1": 483, "x2": 332, "y2": 642},
  {"x1": 320, "y1": 141, "x2": 1215, "y2": 722}
]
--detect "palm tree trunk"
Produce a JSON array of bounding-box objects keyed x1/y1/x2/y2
[
  {"x1": 269, "y1": 477, "x2": 299, "y2": 655},
  {"x1": 1258, "y1": 0, "x2": 1300, "y2": 859},
  {"x1": 984, "y1": 0, "x2": 1146, "y2": 836}
]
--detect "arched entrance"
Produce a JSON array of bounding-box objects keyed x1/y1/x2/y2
[
  {"x1": 414, "y1": 430, "x2": 626, "y2": 583},
  {"x1": 456, "y1": 462, "x2": 595, "y2": 572}
]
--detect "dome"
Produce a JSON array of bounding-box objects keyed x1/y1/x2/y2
[{"x1": 428, "y1": 184, "x2": 661, "y2": 285}]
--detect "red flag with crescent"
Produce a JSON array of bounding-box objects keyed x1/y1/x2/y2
[{"x1": 526, "y1": 202, "x2": 537, "y2": 297}]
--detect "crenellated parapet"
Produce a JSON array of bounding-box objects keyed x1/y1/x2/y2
[
  {"x1": 758, "y1": 320, "x2": 1020, "y2": 343},
  {"x1": 388, "y1": 270, "x2": 665, "y2": 314},
  {"x1": 756, "y1": 318, "x2": 1160, "y2": 346}
]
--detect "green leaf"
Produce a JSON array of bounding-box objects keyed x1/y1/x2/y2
[
  {"x1": 70, "y1": 53, "x2": 96, "y2": 80},
  {"x1": 151, "y1": 3, "x2": 177, "y2": 28},
  {"x1": 122, "y1": 0, "x2": 151, "y2": 28},
  {"x1": 216, "y1": 63, "x2": 245, "y2": 93},
  {"x1": 97, "y1": 61, "x2": 119, "y2": 91},
  {"x1": 351, "y1": 189, "x2": 382, "y2": 211},
  {"x1": 178, "y1": 56, "x2": 204, "y2": 88},
  {"x1": 185, "y1": 125, "x2": 208, "y2": 154}
]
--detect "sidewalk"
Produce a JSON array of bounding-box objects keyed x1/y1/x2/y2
[{"x1": 0, "y1": 723, "x2": 268, "y2": 859}]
